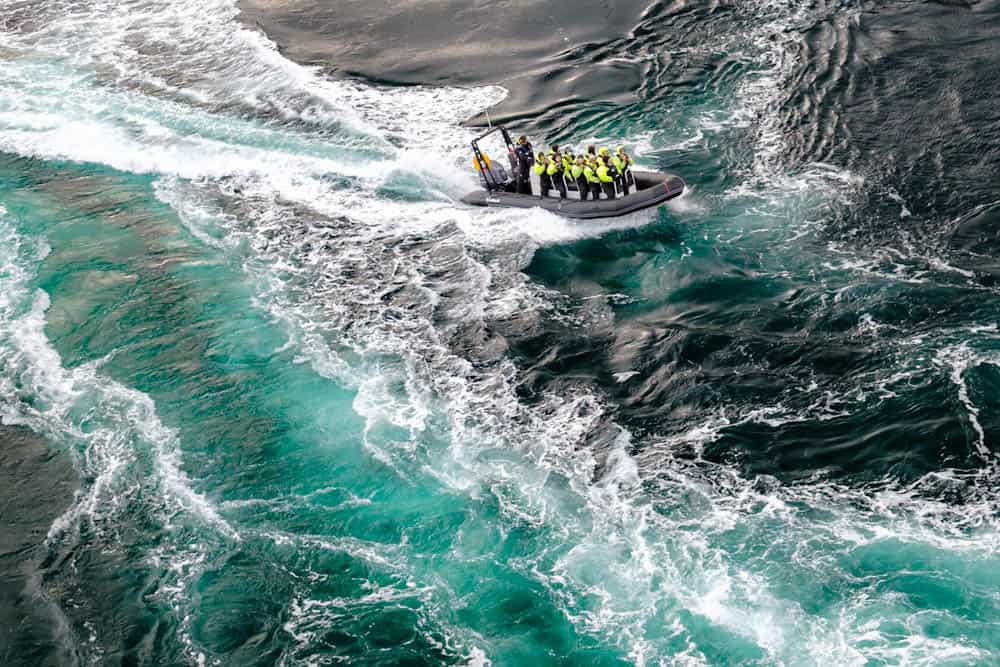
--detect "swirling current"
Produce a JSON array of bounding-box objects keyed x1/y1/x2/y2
[{"x1": 1, "y1": 0, "x2": 999, "y2": 665}]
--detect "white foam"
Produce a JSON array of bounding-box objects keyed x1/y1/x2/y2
[
  {"x1": 934, "y1": 343, "x2": 997, "y2": 459},
  {"x1": 3, "y1": 1, "x2": 998, "y2": 664},
  {"x1": 0, "y1": 203, "x2": 239, "y2": 667}
]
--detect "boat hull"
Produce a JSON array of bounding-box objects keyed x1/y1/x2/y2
[{"x1": 461, "y1": 171, "x2": 685, "y2": 219}]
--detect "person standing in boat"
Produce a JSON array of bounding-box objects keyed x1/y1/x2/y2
[
  {"x1": 612, "y1": 146, "x2": 634, "y2": 196},
  {"x1": 584, "y1": 156, "x2": 603, "y2": 200},
  {"x1": 596, "y1": 156, "x2": 616, "y2": 199},
  {"x1": 546, "y1": 146, "x2": 568, "y2": 199},
  {"x1": 598, "y1": 147, "x2": 621, "y2": 194},
  {"x1": 562, "y1": 148, "x2": 577, "y2": 195},
  {"x1": 514, "y1": 135, "x2": 534, "y2": 195},
  {"x1": 534, "y1": 152, "x2": 555, "y2": 198},
  {"x1": 561, "y1": 147, "x2": 575, "y2": 175},
  {"x1": 546, "y1": 145, "x2": 560, "y2": 183},
  {"x1": 571, "y1": 156, "x2": 588, "y2": 200}
]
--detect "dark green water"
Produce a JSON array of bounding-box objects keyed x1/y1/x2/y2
[{"x1": 1, "y1": 0, "x2": 999, "y2": 665}]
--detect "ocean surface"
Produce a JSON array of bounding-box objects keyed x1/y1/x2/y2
[{"x1": 1, "y1": 0, "x2": 999, "y2": 664}]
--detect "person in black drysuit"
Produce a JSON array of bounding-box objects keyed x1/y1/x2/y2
[{"x1": 514, "y1": 135, "x2": 534, "y2": 195}]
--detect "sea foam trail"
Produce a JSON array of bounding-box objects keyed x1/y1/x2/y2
[
  {"x1": 0, "y1": 203, "x2": 242, "y2": 666},
  {"x1": 1, "y1": 0, "x2": 999, "y2": 665},
  {"x1": 148, "y1": 7, "x2": 998, "y2": 663}
]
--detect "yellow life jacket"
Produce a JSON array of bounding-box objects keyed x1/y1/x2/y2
[{"x1": 596, "y1": 162, "x2": 614, "y2": 183}]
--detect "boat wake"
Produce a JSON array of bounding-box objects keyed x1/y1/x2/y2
[{"x1": 1, "y1": 0, "x2": 998, "y2": 664}]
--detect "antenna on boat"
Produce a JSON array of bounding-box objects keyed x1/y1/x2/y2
[{"x1": 486, "y1": 109, "x2": 493, "y2": 128}]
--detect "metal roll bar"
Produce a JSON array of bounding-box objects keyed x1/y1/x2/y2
[{"x1": 471, "y1": 126, "x2": 516, "y2": 192}]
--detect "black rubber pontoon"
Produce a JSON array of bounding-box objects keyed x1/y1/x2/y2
[
  {"x1": 462, "y1": 171, "x2": 684, "y2": 220},
  {"x1": 460, "y1": 126, "x2": 685, "y2": 220}
]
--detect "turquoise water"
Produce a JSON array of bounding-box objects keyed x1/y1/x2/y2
[{"x1": 2, "y1": 0, "x2": 1000, "y2": 665}]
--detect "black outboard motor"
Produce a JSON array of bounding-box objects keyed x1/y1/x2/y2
[{"x1": 478, "y1": 162, "x2": 509, "y2": 189}]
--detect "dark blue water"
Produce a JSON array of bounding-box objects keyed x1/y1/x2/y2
[{"x1": 1, "y1": 0, "x2": 999, "y2": 664}]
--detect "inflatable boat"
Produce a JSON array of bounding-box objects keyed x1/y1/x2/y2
[{"x1": 460, "y1": 126, "x2": 685, "y2": 220}]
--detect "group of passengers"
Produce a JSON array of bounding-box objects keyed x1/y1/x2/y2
[{"x1": 513, "y1": 136, "x2": 635, "y2": 201}]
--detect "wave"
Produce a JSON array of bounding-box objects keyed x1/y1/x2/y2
[
  {"x1": 0, "y1": 202, "x2": 244, "y2": 665},
  {"x1": 1, "y1": 0, "x2": 998, "y2": 665}
]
